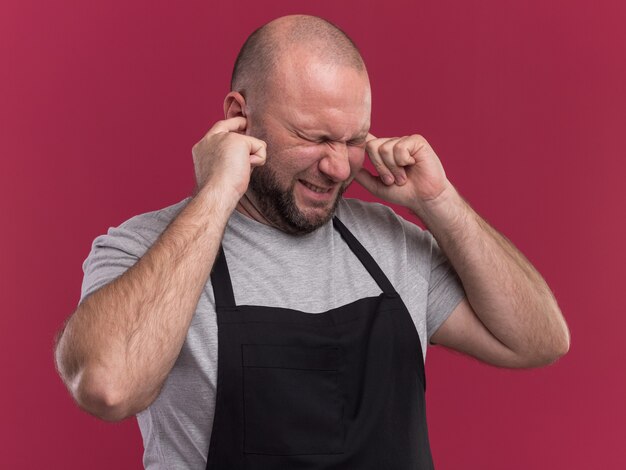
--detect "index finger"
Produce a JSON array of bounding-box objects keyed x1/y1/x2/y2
[
  {"x1": 209, "y1": 116, "x2": 247, "y2": 135},
  {"x1": 366, "y1": 132, "x2": 378, "y2": 142}
]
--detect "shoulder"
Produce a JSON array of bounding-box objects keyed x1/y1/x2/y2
[
  {"x1": 118, "y1": 197, "x2": 191, "y2": 240},
  {"x1": 336, "y1": 197, "x2": 433, "y2": 248},
  {"x1": 80, "y1": 197, "x2": 192, "y2": 302},
  {"x1": 91, "y1": 197, "x2": 192, "y2": 255},
  {"x1": 336, "y1": 197, "x2": 399, "y2": 226},
  {"x1": 335, "y1": 198, "x2": 438, "y2": 279}
]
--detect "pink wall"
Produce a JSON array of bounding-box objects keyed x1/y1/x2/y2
[{"x1": 2, "y1": 0, "x2": 624, "y2": 468}]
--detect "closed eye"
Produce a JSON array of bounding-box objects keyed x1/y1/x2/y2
[{"x1": 295, "y1": 132, "x2": 326, "y2": 144}]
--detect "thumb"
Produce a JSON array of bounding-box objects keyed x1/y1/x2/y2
[
  {"x1": 355, "y1": 168, "x2": 383, "y2": 195},
  {"x1": 246, "y1": 136, "x2": 267, "y2": 167}
]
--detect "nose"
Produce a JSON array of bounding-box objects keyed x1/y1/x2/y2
[{"x1": 318, "y1": 142, "x2": 351, "y2": 183}]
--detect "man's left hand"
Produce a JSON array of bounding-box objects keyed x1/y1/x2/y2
[{"x1": 355, "y1": 133, "x2": 453, "y2": 215}]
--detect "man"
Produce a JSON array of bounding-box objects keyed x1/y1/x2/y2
[{"x1": 54, "y1": 14, "x2": 570, "y2": 470}]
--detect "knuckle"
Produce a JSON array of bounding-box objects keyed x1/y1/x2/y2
[
  {"x1": 253, "y1": 136, "x2": 266, "y2": 147},
  {"x1": 378, "y1": 142, "x2": 392, "y2": 158},
  {"x1": 378, "y1": 140, "x2": 393, "y2": 152},
  {"x1": 208, "y1": 120, "x2": 224, "y2": 133},
  {"x1": 379, "y1": 139, "x2": 398, "y2": 155},
  {"x1": 393, "y1": 143, "x2": 411, "y2": 162}
]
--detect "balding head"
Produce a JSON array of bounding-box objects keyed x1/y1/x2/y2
[
  {"x1": 224, "y1": 16, "x2": 371, "y2": 235},
  {"x1": 231, "y1": 15, "x2": 367, "y2": 105}
]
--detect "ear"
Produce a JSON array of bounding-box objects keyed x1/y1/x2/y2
[{"x1": 223, "y1": 91, "x2": 247, "y2": 122}]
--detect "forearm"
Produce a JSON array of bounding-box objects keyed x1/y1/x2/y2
[
  {"x1": 55, "y1": 184, "x2": 237, "y2": 420},
  {"x1": 414, "y1": 182, "x2": 570, "y2": 363}
]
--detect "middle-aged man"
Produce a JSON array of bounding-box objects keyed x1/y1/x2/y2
[{"x1": 55, "y1": 14, "x2": 571, "y2": 470}]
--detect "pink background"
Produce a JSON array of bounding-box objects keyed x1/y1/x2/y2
[{"x1": 2, "y1": 0, "x2": 624, "y2": 468}]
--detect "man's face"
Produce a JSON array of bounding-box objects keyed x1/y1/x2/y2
[{"x1": 246, "y1": 59, "x2": 371, "y2": 235}]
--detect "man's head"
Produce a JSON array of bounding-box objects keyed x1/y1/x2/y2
[{"x1": 224, "y1": 15, "x2": 371, "y2": 235}]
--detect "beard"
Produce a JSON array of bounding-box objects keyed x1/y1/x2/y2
[{"x1": 248, "y1": 162, "x2": 347, "y2": 236}]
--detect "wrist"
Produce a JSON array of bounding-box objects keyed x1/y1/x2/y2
[
  {"x1": 410, "y1": 181, "x2": 468, "y2": 232},
  {"x1": 194, "y1": 184, "x2": 240, "y2": 220}
]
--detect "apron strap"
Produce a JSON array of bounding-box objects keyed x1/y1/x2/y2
[
  {"x1": 332, "y1": 216, "x2": 396, "y2": 295},
  {"x1": 210, "y1": 244, "x2": 237, "y2": 308}
]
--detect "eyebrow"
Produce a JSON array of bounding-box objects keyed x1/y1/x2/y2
[
  {"x1": 347, "y1": 133, "x2": 368, "y2": 143},
  {"x1": 296, "y1": 129, "x2": 368, "y2": 143}
]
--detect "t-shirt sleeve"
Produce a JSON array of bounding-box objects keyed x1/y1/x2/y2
[
  {"x1": 79, "y1": 201, "x2": 189, "y2": 305},
  {"x1": 424, "y1": 230, "x2": 466, "y2": 345},
  {"x1": 79, "y1": 224, "x2": 154, "y2": 305}
]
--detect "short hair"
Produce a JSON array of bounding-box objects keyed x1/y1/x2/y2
[{"x1": 230, "y1": 15, "x2": 365, "y2": 100}]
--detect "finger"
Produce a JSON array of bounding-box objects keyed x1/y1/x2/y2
[
  {"x1": 249, "y1": 155, "x2": 266, "y2": 167},
  {"x1": 378, "y1": 138, "x2": 408, "y2": 185},
  {"x1": 365, "y1": 138, "x2": 395, "y2": 186},
  {"x1": 366, "y1": 132, "x2": 378, "y2": 142},
  {"x1": 208, "y1": 116, "x2": 247, "y2": 135},
  {"x1": 246, "y1": 136, "x2": 267, "y2": 167},
  {"x1": 355, "y1": 168, "x2": 385, "y2": 195},
  {"x1": 393, "y1": 137, "x2": 417, "y2": 167},
  {"x1": 246, "y1": 136, "x2": 266, "y2": 156}
]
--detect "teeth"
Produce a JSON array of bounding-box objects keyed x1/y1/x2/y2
[{"x1": 302, "y1": 181, "x2": 328, "y2": 193}]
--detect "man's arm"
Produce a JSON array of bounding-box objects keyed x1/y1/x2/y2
[
  {"x1": 54, "y1": 117, "x2": 266, "y2": 421},
  {"x1": 356, "y1": 133, "x2": 570, "y2": 368},
  {"x1": 422, "y1": 183, "x2": 570, "y2": 368}
]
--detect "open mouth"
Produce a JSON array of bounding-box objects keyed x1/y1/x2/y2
[{"x1": 299, "y1": 179, "x2": 332, "y2": 193}]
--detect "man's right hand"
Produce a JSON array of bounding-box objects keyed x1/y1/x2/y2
[
  {"x1": 55, "y1": 117, "x2": 266, "y2": 422},
  {"x1": 192, "y1": 116, "x2": 267, "y2": 199}
]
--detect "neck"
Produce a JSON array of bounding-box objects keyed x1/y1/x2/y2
[{"x1": 235, "y1": 191, "x2": 286, "y2": 232}]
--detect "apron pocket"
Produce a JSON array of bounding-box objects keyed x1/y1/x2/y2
[{"x1": 242, "y1": 344, "x2": 344, "y2": 455}]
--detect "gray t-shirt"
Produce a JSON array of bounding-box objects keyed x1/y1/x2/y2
[{"x1": 79, "y1": 196, "x2": 466, "y2": 470}]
